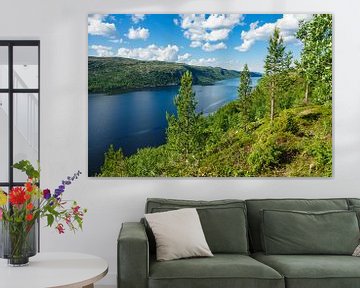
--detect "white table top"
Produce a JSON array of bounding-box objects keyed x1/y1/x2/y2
[{"x1": 0, "y1": 252, "x2": 108, "y2": 288}]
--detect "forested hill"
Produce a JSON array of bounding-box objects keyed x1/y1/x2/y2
[{"x1": 88, "y1": 56, "x2": 261, "y2": 94}]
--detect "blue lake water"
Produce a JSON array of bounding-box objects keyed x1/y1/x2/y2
[{"x1": 88, "y1": 77, "x2": 260, "y2": 175}]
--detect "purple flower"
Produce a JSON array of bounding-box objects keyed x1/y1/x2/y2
[
  {"x1": 54, "y1": 189, "x2": 63, "y2": 198},
  {"x1": 54, "y1": 171, "x2": 82, "y2": 199},
  {"x1": 43, "y1": 189, "x2": 51, "y2": 200}
]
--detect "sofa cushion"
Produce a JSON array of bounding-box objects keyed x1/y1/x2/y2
[
  {"x1": 252, "y1": 252, "x2": 360, "y2": 288},
  {"x1": 246, "y1": 198, "x2": 349, "y2": 252},
  {"x1": 347, "y1": 198, "x2": 360, "y2": 207},
  {"x1": 261, "y1": 209, "x2": 359, "y2": 255},
  {"x1": 149, "y1": 254, "x2": 284, "y2": 288},
  {"x1": 349, "y1": 205, "x2": 360, "y2": 228},
  {"x1": 346, "y1": 199, "x2": 360, "y2": 229},
  {"x1": 145, "y1": 208, "x2": 213, "y2": 261},
  {"x1": 146, "y1": 198, "x2": 249, "y2": 254}
]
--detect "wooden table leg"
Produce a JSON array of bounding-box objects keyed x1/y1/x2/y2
[{"x1": 82, "y1": 284, "x2": 94, "y2": 288}]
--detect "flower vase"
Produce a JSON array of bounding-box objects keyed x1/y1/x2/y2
[{"x1": 0, "y1": 220, "x2": 37, "y2": 266}]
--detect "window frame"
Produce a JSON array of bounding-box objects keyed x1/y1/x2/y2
[
  {"x1": 0, "y1": 40, "x2": 40, "y2": 189},
  {"x1": 0, "y1": 40, "x2": 40, "y2": 251}
]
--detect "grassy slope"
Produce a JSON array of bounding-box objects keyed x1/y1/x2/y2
[
  {"x1": 88, "y1": 57, "x2": 261, "y2": 94},
  {"x1": 198, "y1": 104, "x2": 332, "y2": 177}
]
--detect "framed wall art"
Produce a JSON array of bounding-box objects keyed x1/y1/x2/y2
[{"x1": 88, "y1": 13, "x2": 332, "y2": 177}]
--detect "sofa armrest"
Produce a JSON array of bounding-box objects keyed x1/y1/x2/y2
[{"x1": 118, "y1": 222, "x2": 149, "y2": 288}]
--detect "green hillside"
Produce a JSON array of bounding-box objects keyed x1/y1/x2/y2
[
  {"x1": 88, "y1": 56, "x2": 260, "y2": 94},
  {"x1": 199, "y1": 103, "x2": 332, "y2": 177}
]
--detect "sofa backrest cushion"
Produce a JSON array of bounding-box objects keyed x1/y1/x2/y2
[
  {"x1": 348, "y1": 198, "x2": 360, "y2": 207},
  {"x1": 145, "y1": 198, "x2": 249, "y2": 254},
  {"x1": 347, "y1": 199, "x2": 360, "y2": 228},
  {"x1": 246, "y1": 198, "x2": 349, "y2": 252},
  {"x1": 261, "y1": 209, "x2": 359, "y2": 255}
]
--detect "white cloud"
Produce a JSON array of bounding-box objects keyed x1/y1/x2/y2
[
  {"x1": 117, "y1": 44, "x2": 179, "y2": 62},
  {"x1": 202, "y1": 42, "x2": 227, "y2": 52},
  {"x1": 178, "y1": 14, "x2": 243, "y2": 47},
  {"x1": 88, "y1": 14, "x2": 116, "y2": 36},
  {"x1": 203, "y1": 14, "x2": 244, "y2": 29},
  {"x1": 206, "y1": 29, "x2": 231, "y2": 42},
  {"x1": 177, "y1": 53, "x2": 192, "y2": 62},
  {"x1": 109, "y1": 38, "x2": 123, "y2": 44},
  {"x1": 90, "y1": 45, "x2": 114, "y2": 57},
  {"x1": 131, "y1": 14, "x2": 145, "y2": 23},
  {"x1": 190, "y1": 41, "x2": 202, "y2": 48},
  {"x1": 127, "y1": 27, "x2": 150, "y2": 40},
  {"x1": 187, "y1": 57, "x2": 216, "y2": 66},
  {"x1": 235, "y1": 14, "x2": 313, "y2": 52}
]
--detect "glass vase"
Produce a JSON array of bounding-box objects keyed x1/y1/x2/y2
[{"x1": 0, "y1": 220, "x2": 37, "y2": 266}]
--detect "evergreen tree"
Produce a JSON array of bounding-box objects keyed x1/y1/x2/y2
[
  {"x1": 264, "y1": 27, "x2": 292, "y2": 121},
  {"x1": 296, "y1": 14, "x2": 332, "y2": 103},
  {"x1": 238, "y1": 64, "x2": 252, "y2": 126},
  {"x1": 166, "y1": 71, "x2": 202, "y2": 160},
  {"x1": 99, "y1": 145, "x2": 127, "y2": 176}
]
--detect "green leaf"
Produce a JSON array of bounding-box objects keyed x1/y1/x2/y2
[
  {"x1": 47, "y1": 214, "x2": 54, "y2": 227},
  {"x1": 13, "y1": 160, "x2": 40, "y2": 180}
]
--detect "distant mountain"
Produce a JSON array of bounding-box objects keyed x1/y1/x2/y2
[{"x1": 88, "y1": 56, "x2": 262, "y2": 94}]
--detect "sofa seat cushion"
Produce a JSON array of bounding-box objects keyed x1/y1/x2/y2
[
  {"x1": 252, "y1": 252, "x2": 360, "y2": 288},
  {"x1": 149, "y1": 254, "x2": 284, "y2": 288}
]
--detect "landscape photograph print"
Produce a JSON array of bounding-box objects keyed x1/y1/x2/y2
[{"x1": 88, "y1": 13, "x2": 332, "y2": 177}]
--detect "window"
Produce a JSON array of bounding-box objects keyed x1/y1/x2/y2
[{"x1": 0, "y1": 41, "x2": 40, "y2": 190}]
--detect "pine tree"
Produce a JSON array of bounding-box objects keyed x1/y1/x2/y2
[
  {"x1": 264, "y1": 27, "x2": 291, "y2": 121},
  {"x1": 296, "y1": 14, "x2": 332, "y2": 103},
  {"x1": 238, "y1": 64, "x2": 252, "y2": 126},
  {"x1": 99, "y1": 145, "x2": 127, "y2": 176},
  {"x1": 166, "y1": 71, "x2": 202, "y2": 160}
]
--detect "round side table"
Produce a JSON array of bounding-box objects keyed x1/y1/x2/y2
[{"x1": 0, "y1": 252, "x2": 108, "y2": 288}]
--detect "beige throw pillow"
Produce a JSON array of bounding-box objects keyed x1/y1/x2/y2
[
  {"x1": 145, "y1": 208, "x2": 213, "y2": 261},
  {"x1": 353, "y1": 244, "x2": 360, "y2": 256}
]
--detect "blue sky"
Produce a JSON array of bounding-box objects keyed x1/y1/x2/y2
[{"x1": 88, "y1": 14, "x2": 313, "y2": 73}]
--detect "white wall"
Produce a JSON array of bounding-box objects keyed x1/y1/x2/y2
[{"x1": 1, "y1": 0, "x2": 360, "y2": 286}]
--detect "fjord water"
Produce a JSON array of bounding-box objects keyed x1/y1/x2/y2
[{"x1": 88, "y1": 77, "x2": 260, "y2": 176}]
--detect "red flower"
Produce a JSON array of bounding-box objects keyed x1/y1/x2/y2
[
  {"x1": 65, "y1": 214, "x2": 71, "y2": 225},
  {"x1": 56, "y1": 223, "x2": 65, "y2": 234},
  {"x1": 72, "y1": 205, "x2": 80, "y2": 215},
  {"x1": 26, "y1": 203, "x2": 34, "y2": 210},
  {"x1": 9, "y1": 187, "x2": 26, "y2": 205},
  {"x1": 24, "y1": 193, "x2": 31, "y2": 201},
  {"x1": 26, "y1": 214, "x2": 33, "y2": 221},
  {"x1": 25, "y1": 182, "x2": 33, "y2": 192}
]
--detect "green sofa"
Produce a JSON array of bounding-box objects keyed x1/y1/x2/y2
[{"x1": 118, "y1": 198, "x2": 360, "y2": 288}]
